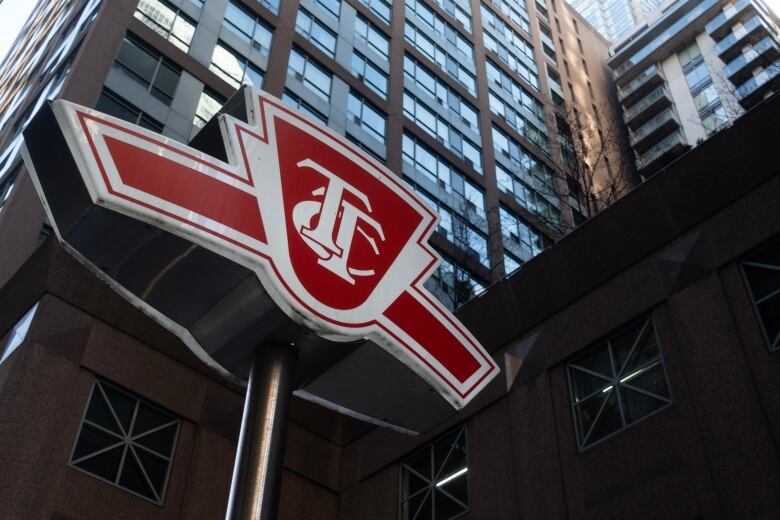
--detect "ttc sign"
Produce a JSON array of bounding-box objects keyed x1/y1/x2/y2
[{"x1": 22, "y1": 88, "x2": 497, "y2": 412}]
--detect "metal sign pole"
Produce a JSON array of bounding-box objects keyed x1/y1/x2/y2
[{"x1": 226, "y1": 343, "x2": 296, "y2": 520}]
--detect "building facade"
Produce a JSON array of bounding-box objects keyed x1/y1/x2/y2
[
  {"x1": 607, "y1": 0, "x2": 780, "y2": 176},
  {"x1": 568, "y1": 0, "x2": 665, "y2": 43},
  {"x1": 0, "y1": 0, "x2": 630, "y2": 312},
  {"x1": 0, "y1": 74, "x2": 779, "y2": 520}
]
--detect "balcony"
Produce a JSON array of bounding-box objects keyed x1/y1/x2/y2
[
  {"x1": 618, "y1": 64, "x2": 665, "y2": 107},
  {"x1": 736, "y1": 60, "x2": 780, "y2": 108},
  {"x1": 715, "y1": 15, "x2": 773, "y2": 63},
  {"x1": 623, "y1": 85, "x2": 673, "y2": 129},
  {"x1": 705, "y1": 0, "x2": 752, "y2": 40},
  {"x1": 636, "y1": 131, "x2": 689, "y2": 173},
  {"x1": 724, "y1": 36, "x2": 780, "y2": 85},
  {"x1": 630, "y1": 108, "x2": 681, "y2": 153}
]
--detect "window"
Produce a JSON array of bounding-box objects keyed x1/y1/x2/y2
[
  {"x1": 346, "y1": 133, "x2": 386, "y2": 162},
  {"x1": 223, "y1": 0, "x2": 273, "y2": 54},
  {"x1": 96, "y1": 89, "x2": 164, "y2": 131},
  {"x1": 486, "y1": 60, "x2": 544, "y2": 119},
  {"x1": 210, "y1": 42, "x2": 264, "y2": 89},
  {"x1": 567, "y1": 317, "x2": 671, "y2": 450},
  {"x1": 70, "y1": 380, "x2": 181, "y2": 504},
  {"x1": 316, "y1": 0, "x2": 340, "y2": 18},
  {"x1": 403, "y1": 54, "x2": 479, "y2": 131},
  {"x1": 402, "y1": 133, "x2": 486, "y2": 221},
  {"x1": 428, "y1": 0, "x2": 473, "y2": 33},
  {"x1": 282, "y1": 90, "x2": 328, "y2": 124},
  {"x1": 114, "y1": 36, "x2": 182, "y2": 105},
  {"x1": 288, "y1": 48, "x2": 332, "y2": 102},
  {"x1": 499, "y1": 206, "x2": 550, "y2": 257},
  {"x1": 134, "y1": 0, "x2": 196, "y2": 52},
  {"x1": 693, "y1": 83, "x2": 719, "y2": 111},
  {"x1": 355, "y1": 0, "x2": 391, "y2": 24},
  {"x1": 404, "y1": 18, "x2": 477, "y2": 94},
  {"x1": 403, "y1": 91, "x2": 482, "y2": 173},
  {"x1": 741, "y1": 240, "x2": 780, "y2": 351},
  {"x1": 406, "y1": 0, "x2": 474, "y2": 62},
  {"x1": 193, "y1": 89, "x2": 226, "y2": 128},
  {"x1": 0, "y1": 302, "x2": 38, "y2": 364},
  {"x1": 492, "y1": 125, "x2": 556, "y2": 193},
  {"x1": 425, "y1": 253, "x2": 486, "y2": 309},
  {"x1": 296, "y1": 8, "x2": 337, "y2": 57},
  {"x1": 685, "y1": 61, "x2": 710, "y2": 90},
  {"x1": 347, "y1": 92, "x2": 386, "y2": 142},
  {"x1": 406, "y1": 178, "x2": 489, "y2": 268},
  {"x1": 256, "y1": 0, "x2": 279, "y2": 14},
  {"x1": 496, "y1": 163, "x2": 561, "y2": 229},
  {"x1": 489, "y1": 91, "x2": 550, "y2": 155},
  {"x1": 355, "y1": 14, "x2": 389, "y2": 59},
  {"x1": 677, "y1": 41, "x2": 701, "y2": 70},
  {"x1": 400, "y1": 426, "x2": 469, "y2": 519},
  {"x1": 351, "y1": 51, "x2": 388, "y2": 98},
  {"x1": 480, "y1": 4, "x2": 537, "y2": 68},
  {"x1": 487, "y1": 0, "x2": 530, "y2": 34},
  {"x1": 504, "y1": 250, "x2": 522, "y2": 274},
  {"x1": 700, "y1": 105, "x2": 727, "y2": 135}
]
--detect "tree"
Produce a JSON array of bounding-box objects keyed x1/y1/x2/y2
[{"x1": 549, "y1": 102, "x2": 636, "y2": 229}]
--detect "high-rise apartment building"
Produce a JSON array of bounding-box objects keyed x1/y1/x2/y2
[
  {"x1": 568, "y1": 0, "x2": 665, "y2": 42},
  {"x1": 608, "y1": 0, "x2": 780, "y2": 176},
  {"x1": 0, "y1": 0, "x2": 629, "y2": 311}
]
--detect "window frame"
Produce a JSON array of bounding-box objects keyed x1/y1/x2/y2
[
  {"x1": 566, "y1": 316, "x2": 673, "y2": 451},
  {"x1": 740, "y1": 238, "x2": 780, "y2": 352},
  {"x1": 68, "y1": 379, "x2": 182, "y2": 505},
  {"x1": 399, "y1": 426, "x2": 470, "y2": 519}
]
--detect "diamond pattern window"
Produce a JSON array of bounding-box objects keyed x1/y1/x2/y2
[
  {"x1": 400, "y1": 426, "x2": 469, "y2": 519},
  {"x1": 567, "y1": 317, "x2": 671, "y2": 450},
  {"x1": 70, "y1": 380, "x2": 181, "y2": 504},
  {"x1": 741, "y1": 240, "x2": 780, "y2": 351}
]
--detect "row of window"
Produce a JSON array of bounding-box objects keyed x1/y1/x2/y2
[
  {"x1": 481, "y1": 15, "x2": 539, "y2": 92},
  {"x1": 404, "y1": 15, "x2": 477, "y2": 95},
  {"x1": 486, "y1": 0, "x2": 531, "y2": 35},
  {"x1": 403, "y1": 91, "x2": 483, "y2": 173},
  {"x1": 404, "y1": 54, "x2": 479, "y2": 133},
  {"x1": 489, "y1": 90, "x2": 550, "y2": 156},
  {"x1": 406, "y1": 179, "x2": 490, "y2": 269},
  {"x1": 492, "y1": 125, "x2": 556, "y2": 194},
  {"x1": 496, "y1": 162, "x2": 562, "y2": 230},
  {"x1": 406, "y1": 0, "x2": 474, "y2": 64}
]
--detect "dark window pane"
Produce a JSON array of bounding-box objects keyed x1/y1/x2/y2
[
  {"x1": 621, "y1": 387, "x2": 666, "y2": 424},
  {"x1": 134, "y1": 446, "x2": 169, "y2": 495},
  {"x1": 134, "y1": 424, "x2": 178, "y2": 457},
  {"x1": 586, "y1": 389, "x2": 622, "y2": 445},
  {"x1": 117, "y1": 39, "x2": 157, "y2": 84},
  {"x1": 72, "y1": 424, "x2": 122, "y2": 461},
  {"x1": 74, "y1": 445, "x2": 125, "y2": 482},
  {"x1": 744, "y1": 264, "x2": 780, "y2": 301},
  {"x1": 119, "y1": 448, "x2": 156, "y2": 500},
  {"x1": 101, "y1": 383, "x2": 137, "y2": 434},
  {"x1": 133, "y1": 403, "x2": 175, "y2": 435},
  {"x1": 85, "y1": 388, "x2": 122, "y2": 434}
]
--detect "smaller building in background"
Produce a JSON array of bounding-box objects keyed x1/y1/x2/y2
[
  {"x1": 608, "y1": 0, "x2": 780, "y2": 177},
  {"x1": 568, "y1": 0, "x2": 665, "y2": 42}
]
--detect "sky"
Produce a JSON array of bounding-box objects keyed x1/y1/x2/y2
[{"x1": 0, "y1": 0, "x2": 779, "y2": 66}]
